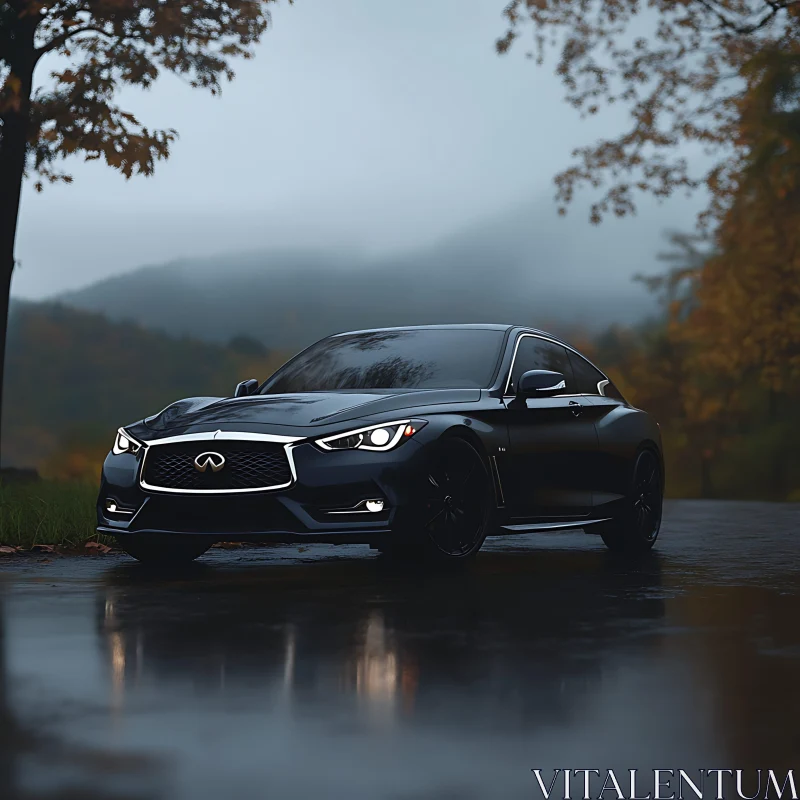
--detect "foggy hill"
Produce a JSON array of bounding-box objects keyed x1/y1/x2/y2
[
  {"x1": 57, "y1": 199, "x2": 662, "y2": 349},
  {"x1": 1, "y1": 302, "x2": 286, "y2": 470}
]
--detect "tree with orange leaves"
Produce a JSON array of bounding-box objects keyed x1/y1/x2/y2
[
  {"x1": 686, "y1": 50, "x2": 800, "y2": 392},
  {"x1": 501, "y1": 2, "x2": 800, "y2": 496},
  {"x1": 0, "y1": 0, "x2": 288, "y2": 460},
  {"x1": 498, "y1": 0, "x2": 800, "y2": 225}
]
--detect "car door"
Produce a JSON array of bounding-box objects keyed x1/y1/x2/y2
[
  {"x1": 501, "y1": 335, "x2": 598, "y2": 520},
  {"x1": 567, "y1": 350, "x2": 630, "y2": 511}
]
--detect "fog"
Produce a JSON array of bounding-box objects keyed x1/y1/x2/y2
[{"x1": 10, "y1": 0, "x2": 702, "y2": 302}]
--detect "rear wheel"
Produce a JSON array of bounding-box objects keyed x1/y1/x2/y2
[
  {"x1": 116, "y1": 534, "x2": 212, "y2": 564},
  {"x1": 600, "y1": 449, "x2": 663, "y2": 555},
  {"x1": 384, "y1": 436, "x2": 493, "y2": 561}
]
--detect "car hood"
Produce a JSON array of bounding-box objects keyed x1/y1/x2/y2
[{"x1": 133, "y1": 389, "x2": 480, "y2": 439}]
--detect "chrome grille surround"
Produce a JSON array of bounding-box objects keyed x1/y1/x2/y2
[{"x1": 138, "y1": 430, "x2": 303, "y2": 494}]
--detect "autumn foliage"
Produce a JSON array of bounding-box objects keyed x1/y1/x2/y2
[
  {"x1": 1, "y1": 0, "x2": 281, "y2": 186},
  {"x1": 3, "y1": 302, "x2": 289, "y2": 479},
  {"x1": 498, "y1": 0, "x2": 800, "y2": 225},
  {"x1": 501, "y1": 0, "x2": 800, "y2": 499},
  {"x1": 0, "y1": 0, "x2": 285, "y2": 461}
]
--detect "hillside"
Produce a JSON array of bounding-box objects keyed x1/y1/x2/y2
[
  {"x1": 1, "y1": 302, "x2": 287, "y2": 472},
  {"x1": 56, "y1": 200, "x2": 660, "y2": 349}
]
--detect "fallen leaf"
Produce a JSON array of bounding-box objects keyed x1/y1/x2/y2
[
  {"x1": 0, "y1": 546, "x2": 18, "y2": 555},
  {"x1": 85, "y1": 541, "x2": 111, "y2": 554},
  {"x1": 31, "y1": 544, "x2": 55, "y2": 553},
  {"x1": 297, "y1": 546, "x2": 308, "y2": 553}
]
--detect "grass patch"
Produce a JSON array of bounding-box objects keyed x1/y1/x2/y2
[{"x1": 0, "y1": 480, "x2": 110, "y2": 549}]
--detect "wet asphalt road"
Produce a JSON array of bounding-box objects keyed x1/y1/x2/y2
[{"x1": 0, "y1": 500, "x2": 799, "y2": 800}]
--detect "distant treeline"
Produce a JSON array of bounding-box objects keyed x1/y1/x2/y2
[
  {"x1": 581, "y1": 324, "x2": 799, "y2": 502},
  {"x1": 2, "y1": 302, "x2": 288, "y2": 477}
]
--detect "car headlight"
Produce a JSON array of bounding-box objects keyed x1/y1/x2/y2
[
  {"x1": 316, "y1": 420, "x2": 427, "y2": 452},
  {"x1": 112, "y1": 428, "x2": 142, "y2": 456}
]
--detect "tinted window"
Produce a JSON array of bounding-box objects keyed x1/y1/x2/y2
[
  {"x1": 602, "y1": 381, "x2": 627, "y2": 402},
  {"x1": 508, "y1": 336, "x2": 574, "y2": 394},
  {"x1": 568, "y1": 351, "x2": 607, "y2": 395},
  {"x1": 261, "y1": 329, "x2": 505, "y2": 393}
]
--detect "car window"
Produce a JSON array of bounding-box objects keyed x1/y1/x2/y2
[
  {"x1": 601, "y1": 380, "x2": 627, "y2": 402},
  {"x1": 508, "y1": 336, "x2": 575, "y2": 395},
  {"x1": 261, "y1": 328, "x2": 506, "y2": 392},
  {"x1": 567, "y1": 351, "x2": 607, "y2": 395}
]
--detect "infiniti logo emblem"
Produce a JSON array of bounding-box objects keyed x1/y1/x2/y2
[{"x1": 194, "y1": 451, "x2": 226, "y2": 473}]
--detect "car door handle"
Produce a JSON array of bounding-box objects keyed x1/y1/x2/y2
[{"x1": 569, "y1": 400, "x2": 582, "y2": 417}]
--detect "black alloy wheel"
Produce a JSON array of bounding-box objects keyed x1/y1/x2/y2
[
  {"x1": 600, "y1": 449, "x2": 663, "y2": 554},
  {"x1": 420, "y1": 437, "x2": 493, "y2": 559},
  {"x1": 632, "y1": 450, "x2": 663, "y2": 543}
]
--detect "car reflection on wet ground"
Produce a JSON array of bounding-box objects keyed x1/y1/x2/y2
[{"x1": 0, "y1": 500, "x2": 799, "y2": 800}]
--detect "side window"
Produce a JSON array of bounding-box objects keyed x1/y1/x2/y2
[
  {"x1": 509, "y1": 337, "x2": 575, "y2": 394},
  {"x1": 567, "y1": 351, "x2": 607, "y2": 395},
  {"x1": 601, "y1": 380, "x2": 627, "y2": 402}
]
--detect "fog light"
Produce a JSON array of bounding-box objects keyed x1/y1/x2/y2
[
  {"x1": 105, "y1": 499, "x2": 135, "y2": 516},
  {"x1": 365, "y1": 499, "x2": 385, "y2": 513}
]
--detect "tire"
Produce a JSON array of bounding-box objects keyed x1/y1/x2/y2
[
  {"x1": 383, "y1": 436, "x2": 493, "y2": 562},
  {"x1": 600, "y1": 449, "x2": 663, "y2": 555},
  {"x1": 116, "y1": 534, "x2": 212, "y2": 564}
]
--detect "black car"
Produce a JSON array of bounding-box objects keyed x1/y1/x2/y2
[{"x1": 97, "y1": 324, "x2": 664, "y2": 564}]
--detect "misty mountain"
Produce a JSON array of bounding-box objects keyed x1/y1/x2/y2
[
  {"x1": 2, "y1": 302, "x2": 286, "y2": 470},
  {"x1": 58, "y1": 199, "x2": 662, "y2": 349}
]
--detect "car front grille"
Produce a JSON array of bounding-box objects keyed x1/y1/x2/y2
[{"x1": 141, "y1": 440, "x2": 293, "y2": 492}]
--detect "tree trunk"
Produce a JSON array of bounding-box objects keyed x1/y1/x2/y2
[
  {"x1": 0, "y1": 11, "x2": 38, "y2": 467},
  {"x1": 0, "y1": 264, "x2": 11, "y2": 468}
]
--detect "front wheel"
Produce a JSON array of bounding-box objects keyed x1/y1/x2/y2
[
  {"x1": 383, "y1": 436, "x2": 493, "y2": 562},
  {"x1": 599, "y1": 449, "x2": 663, "y2": 555},
  {"x1": 116, "y1": 534, "x2": 212, "y2": 564}
]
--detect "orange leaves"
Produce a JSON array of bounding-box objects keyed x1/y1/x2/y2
[
  {"x1": 52, "y1": 69, "x2": 79, "y2": 85},
  {"x1": 496, "y1": 0, "x2": 799, "y2": 225},
  {"x1": 2, "y1": 73, "x2": 23, "y2": 97},
  {"x1": 0, "y1": 72, "x2": 24, "y2": 114},
  {"x1": 5, "y1": 1, "x2": 280, "y2": 189},
  {"x1": 681, "y1": 160, "x2": 800, "y2": 395}
]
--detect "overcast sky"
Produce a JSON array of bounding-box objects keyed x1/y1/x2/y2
[{"x1": 11, "y1": 0, "x2": 702, "y2": 300}]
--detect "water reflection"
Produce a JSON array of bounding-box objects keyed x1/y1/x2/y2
[
  {"x1": 666, "y1": 584, "x2": 800, "y2": 772},
  {"x1": 347, "y1": 610, "x2": 409, "y2": 722},
  {"x1": 96, "y1": 549, "x2": 667, "y2": 730},
  {"x1": 0, "y1": 588, "x2": 16, "y2": 797},
  {"x1": 5, "y1": 503, "x2": 800, "y2": 799},
  {"x1": 0, "y1": 586, "x2": 163, "y2": 800}
]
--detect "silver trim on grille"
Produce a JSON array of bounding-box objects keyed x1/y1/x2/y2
[
  {"x1": 144, "y1": 430, "x2": 302, "y2": 446},
  {"x1": 137, "y1": 430, "x2": 303, "y2": 494}
]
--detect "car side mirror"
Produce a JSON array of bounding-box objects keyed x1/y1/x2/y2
[
  {"x1": 517, "y1": 370, "x2": 566, "y2": 398},
  {"x1": 234, "y1": 378, "x2": 259, "y2": 398}
]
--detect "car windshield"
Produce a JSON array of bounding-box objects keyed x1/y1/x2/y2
[{"x1": 260, "y1": 329, "x2": 506, "y2": 393}]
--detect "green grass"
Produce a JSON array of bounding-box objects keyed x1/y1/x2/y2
[{"x1": 0, "y1": 480, "x2": 110, "y2": 549}]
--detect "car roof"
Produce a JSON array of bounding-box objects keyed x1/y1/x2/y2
[{"x1": 331, "y1": 323, "x2": 570, "y2": 346}]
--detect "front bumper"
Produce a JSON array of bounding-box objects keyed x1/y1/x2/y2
[{"x1": 97, "y1": 438, "x2": 428, "y2": 543}]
